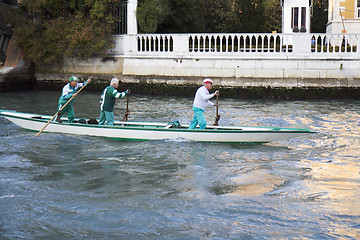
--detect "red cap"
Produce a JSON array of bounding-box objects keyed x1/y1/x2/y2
[{"x1": 203, "y1": 78, "x2": 213, "y2": 84}]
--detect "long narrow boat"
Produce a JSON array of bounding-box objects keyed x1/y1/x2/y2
[{"x1": 0, "y1": 110, "x2": 316, "y2": 143}]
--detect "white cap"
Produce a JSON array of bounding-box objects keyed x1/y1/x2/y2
[{"x1": 203, "y1": 78, "x2": 213, "y2": 84}]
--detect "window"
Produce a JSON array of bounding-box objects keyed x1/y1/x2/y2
[
  {"x1": 291, "y1": 7, "x2": 306, "y2": 30},
  {"x1": 358, "y1": 0, "x2": 360, "y2": 18},
  {"x1": 292, "y1": 7, "x2": 299, "y2": 28},
  {"x1": 301, "y1": 7, "x2": 306, "y2": 27}
]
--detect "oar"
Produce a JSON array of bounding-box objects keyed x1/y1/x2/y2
[
  {"x1": 122, "y1": 94, "x2": 130, "y2": 121},
  {"x1": 214, "y1": 94, "x2": 220, "y2": 126},
  {"x1": 35, "y1": 80, "x2": 90, "y2": 137}
]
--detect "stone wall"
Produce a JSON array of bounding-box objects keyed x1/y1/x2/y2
[{"x1": 30, "y1": 33, "x2": 360, "y2": 98}]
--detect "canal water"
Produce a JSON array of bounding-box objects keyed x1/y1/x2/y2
[{"x1": 0, "y1": 91, "x2": 359, "y2": 239}]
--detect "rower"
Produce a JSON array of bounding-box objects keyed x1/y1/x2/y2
[
  {"x1": 188, "y1": 78, "x2": 219, "y2": 130},
  {"x1": 56, "y1": 76, "x2": 91, "y2": 123},
  {"x1": 99, "y1": 78, "x2": 130, "y2": 126}
]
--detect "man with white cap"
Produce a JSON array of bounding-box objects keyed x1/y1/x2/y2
[
  {"x1": 188, "y1": 78, "x2": 219, "y2": 130},
  {"x1": 56, "y1": 76, "x2": 91, "y2": 123},
  {"x1": 99, "y1": 77, "x2": 130, "y2": 126}
]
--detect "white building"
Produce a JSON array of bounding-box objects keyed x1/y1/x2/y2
[
  {"x1": 35, "y1": 0, "x2": 360, "y2": 86},
  {"x1": 327, "y1": 0, "x2": 360, "y2": 34},
  {"x1": 281, "y1": 0, "x2": 312, "y2": 33}
]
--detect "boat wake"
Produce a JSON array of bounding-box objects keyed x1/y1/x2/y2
[{"x1": 163, "y1": 138, "x2": 192, "y2": 143}]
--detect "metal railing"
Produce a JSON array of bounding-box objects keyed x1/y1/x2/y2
[{"x1": 112, "y1": 0, "x2": 127, "y2": 35}]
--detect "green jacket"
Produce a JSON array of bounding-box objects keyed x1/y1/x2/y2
[{"x1": 100, "y1": 86, "x2": 128, "y2": 112}]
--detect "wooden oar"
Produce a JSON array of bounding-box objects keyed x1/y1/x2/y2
[
  {"x1": 35, "y1": 80, "x2": 90, "y2": 137},
  {"x1": 214, "y1": 94, "x2": 220, "y2": 126},
  {"x1": 122, "y1": 94, "x2": 130, "y2": 121}
]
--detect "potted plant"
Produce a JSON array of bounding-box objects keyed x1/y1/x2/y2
[
  {"x1": 293, "y1": 26, "x2": 299, "y2": 33},
  {"x1": 300, "y1": 25, "x2": 306, "y2": 32}
]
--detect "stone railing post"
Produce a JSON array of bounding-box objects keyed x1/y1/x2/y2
[
  {"x1": 357, "y1": 35, "x2": 360, "y2": 58},
  {"x1": 124, "y1": 35, "x2": 138, "y2": 54},
  {"x1": 292, "y1": 34, "x2": 311, "y2": 55},
  {"x1": 127, "y1": 0, "x2": 138, "y2": 35},
  {"x1": 172, "y1": 34, "x2": 189, "y2": 55}
]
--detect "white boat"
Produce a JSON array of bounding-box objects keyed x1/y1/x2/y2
[{"x1": 0, "y1": 110, "x2": 316, "y2": 143}]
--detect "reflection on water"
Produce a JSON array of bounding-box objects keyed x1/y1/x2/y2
[
  {"x1": 0, "y1": 91, "x2": 360, "y2": 239},
  {"x1": 228, "y1": 170, "x2": 284, "y2": 197}
]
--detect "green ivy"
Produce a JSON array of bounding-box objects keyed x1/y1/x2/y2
[{"x1": 9, "y1": 0, "x2": 116, "y2": 65}]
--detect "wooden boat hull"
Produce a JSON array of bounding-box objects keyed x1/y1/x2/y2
[{"x1": 0, "y1": 110, "x2": 316, "y2": 143}]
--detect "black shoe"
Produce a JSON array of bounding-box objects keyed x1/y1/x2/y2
[{"x1": 55, "y1": 114, "x2": 62, "y2": 123}]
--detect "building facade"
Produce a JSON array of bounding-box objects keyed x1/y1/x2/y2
[
  {"x1": 32, "y1": 0, "x2": 360, "y2": 88},
  {"x1": 281, "y1": 0, "x2": 312, "y2": 34},
  {"x1": 327, "y1": 0, "x2": 360, "y2": 34}
]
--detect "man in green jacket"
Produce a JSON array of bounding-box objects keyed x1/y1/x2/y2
[
  {"x1": 57, "y1": 76, "x2": 91, "y2": 123},
  {"x1": 99, "y1": 78, "x2": 129, "y2": 126}
]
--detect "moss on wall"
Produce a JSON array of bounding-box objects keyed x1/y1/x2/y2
[{"x1": 5, "y1": 78, "x2": 360, "y2": 99}]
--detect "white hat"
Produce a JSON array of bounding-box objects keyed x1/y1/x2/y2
[{"x1": 203, "y1": 78, "x2": 213, "y2": 84}]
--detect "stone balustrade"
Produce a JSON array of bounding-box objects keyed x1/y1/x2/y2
[
  {"x1": 110, "y1": 33, "x2": 359, "y2": 59},
  {"x1": 35, "y1": 33, "x2": 360, "y2": 88}
]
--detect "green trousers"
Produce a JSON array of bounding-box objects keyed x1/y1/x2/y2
[
  {"x1": 99, "y1": 110, "x2": 115, "y2": 126},
  {"x1": 57, "y1": 102, "x2": 75, "y2": 123},
  {"x1": 188, "y1": 106, "x2": 207, "y2": 130}
]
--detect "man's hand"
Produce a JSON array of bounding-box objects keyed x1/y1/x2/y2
[{"x1": 215, "y1": 90, "x2": 219, "y2": 96}]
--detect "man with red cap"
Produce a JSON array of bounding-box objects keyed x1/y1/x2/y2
[{"x1": 188, "y1": 78, "x2": 219, "y2": 130}]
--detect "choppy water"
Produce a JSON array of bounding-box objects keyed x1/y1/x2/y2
[{"x1": 0, "y1": 91, "x2": 359, "y2": 239}]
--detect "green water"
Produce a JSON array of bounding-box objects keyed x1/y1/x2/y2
[{"x1": 0, "y1": 91, "x2": 359, "y2": 239}]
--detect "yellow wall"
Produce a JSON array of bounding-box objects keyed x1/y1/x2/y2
[{"x1": 340, "y1": 0, "x2": 356, "y2": 19}]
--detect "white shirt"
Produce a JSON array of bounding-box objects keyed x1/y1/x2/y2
[
  {"x1": 61, "y1": 82, "x2": 84, "y2": 99},
  {"x1": 193, "y1": 86, "x2": 215, "y2": 110}
]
